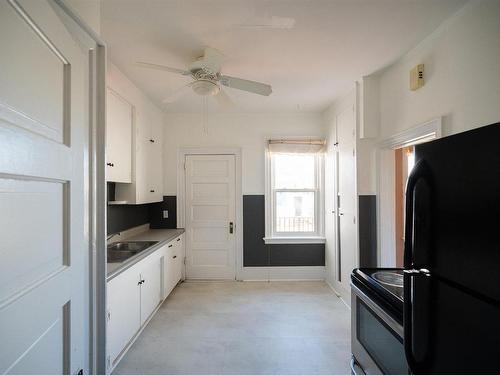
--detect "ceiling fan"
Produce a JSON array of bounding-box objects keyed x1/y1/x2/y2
[{"x1": 136, "y1": 47, "x2": 272, "y2": 106}]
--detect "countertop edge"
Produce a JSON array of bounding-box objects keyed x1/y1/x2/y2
[{"x1": 106, "y1": 228, "x2": 185, "y2": 282}]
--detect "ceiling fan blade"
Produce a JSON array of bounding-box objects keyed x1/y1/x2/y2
[
  {"x1": 219, "y1": 75, "x2": 272, "y2": 96},
  {"x1": 214, "y1": 88, "x2": 234, "y2": 109},
  {"x1": 136, "y1": 61, "x2": 191, "y2": 76},
  {"x1": 162, "y1": 82, "x2": 194, "y2": 103}
]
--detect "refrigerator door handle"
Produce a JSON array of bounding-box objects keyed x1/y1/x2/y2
[
  {"x1": 403, "y1": 159, "x2": 432, "y2": 374},
  {"x1": 404, "y1": 159, "x2": 430, "y2": 269}
]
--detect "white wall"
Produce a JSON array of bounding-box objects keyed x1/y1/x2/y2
[
  {"x1": 378, "y1": 0, "x2": 500, "y2": 139},
  {"x1": 356, "y1": 0, "x2": 500, "y2": 267},
  {"x1": 162, "y1": 112, "x2": 324, "y2": 195}
]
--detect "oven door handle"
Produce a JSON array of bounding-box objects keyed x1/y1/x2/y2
[{"x1": 350, "y1": 356, "x2": 366, "y2": 375}]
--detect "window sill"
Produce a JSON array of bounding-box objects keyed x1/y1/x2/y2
[{"x1": 263, "y1": 237, "x2": 326, "y2": 245}]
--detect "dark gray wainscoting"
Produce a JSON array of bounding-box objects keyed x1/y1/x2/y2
[
  {"x1": 107, "y1": 203, "x2": 150, "y2": 235},
  {"x1": 149, "y1": 196, "x2": 177, "y2": 229},
  {"x1": 243, "y1": 195, "x2": 325, "y2": 267},
  {"x1": 358, "y1": 195, "x2": 377, "y2": 267}
]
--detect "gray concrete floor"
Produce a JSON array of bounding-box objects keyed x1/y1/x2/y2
[{"x1": 113, "y1": 281, "x2": 351, "y2": 375}]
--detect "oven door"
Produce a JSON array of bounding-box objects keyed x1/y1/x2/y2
[{"x1": 351, "y1": 283, "x2": 407, "y2": 375}]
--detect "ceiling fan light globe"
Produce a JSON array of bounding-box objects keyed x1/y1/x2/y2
[{"x1": 192, "y1": 80, "x2": 220, "y2": 96}]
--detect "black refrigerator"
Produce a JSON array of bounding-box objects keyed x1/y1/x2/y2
[{"x1": 403, "y1": 122, "x2": 500, "y2": 374}]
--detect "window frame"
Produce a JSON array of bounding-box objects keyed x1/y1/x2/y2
[{"x1": 264, "y1": 150, "x2": 325, "y2": 244}]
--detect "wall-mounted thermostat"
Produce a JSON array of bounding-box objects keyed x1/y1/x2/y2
[{"x1": 410, "y1": 64, "x2": 424, "y2": 91}]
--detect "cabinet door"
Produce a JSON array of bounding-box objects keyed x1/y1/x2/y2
[
  {"x1": 139, "y1": 255, "x2": 162, "y2": 325},
  {"x1": 147, "y1": 113, "x2": 163, "y2": 202},
  {"x1": 107, "y1": 267, "x2": 141, "y2": 365},
  {"x1": 164, "y1": 241, "x2": 177, "y2": 297},
  {"x1": 173, "y1": 235, "x2": 184, "y2": 283},
  {"x1": 106, "y1": 88, "x2": 132, "y2": 183}
]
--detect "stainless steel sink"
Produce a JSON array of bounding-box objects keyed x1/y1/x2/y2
[{"x1": 107, "y1": 241, "x2": 158, "y2": 263}]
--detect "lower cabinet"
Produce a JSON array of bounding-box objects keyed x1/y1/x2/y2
[
  {"x1": 107, "y1": 233, "x2": 184, "y2": 373},
  {"x1": 164, "y1": 234, "x2": 184, "y2": 298},
  {"x1": 139, "y1": 254, "x2": 162, "y2": 326},
  {"x1": 107, "y1": 263, "x2": 141, "y2": 369},
  {"x1": 107, "y1": 253, "x2": 162, "y2": 370}
]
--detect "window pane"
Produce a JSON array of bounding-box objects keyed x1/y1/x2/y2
[
  {"x1": 276, "y1": 191, "x2": 315, "y2": 232},
  {"x1": 274, "y1": 154, "x2": 315, "y2": 189}
]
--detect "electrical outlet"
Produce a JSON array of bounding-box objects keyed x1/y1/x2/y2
[{"x1": 163, "y1": 210, "x2": 169, "y2": 219}]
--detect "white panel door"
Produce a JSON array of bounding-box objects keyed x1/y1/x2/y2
[
  {"x1": 337, "y1": 105, "x2": 357, "y2": 298},
  {"x1": 106, "y1": 88, "x2": 132, "y2": 183},
  {"x1": 185, "y1": 155, "x2": 236, "y2": 279},
  {"x1": 0, "y1": 0, "x2": 90, "y2": 373}
]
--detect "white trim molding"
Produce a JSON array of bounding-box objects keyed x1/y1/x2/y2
[
  {"x1": 376, "y1": 117, "x2": 442, "y2": 267},
  {"x1": 240, "y1": 266, "x2": 326, "y2": 281},
  {"x1": 264, "y1": 148, "x2": 325, "y2": 242},
  {"x1": 378, "y1": 117, "x2": 442, "y2": 150},
  {"x1": 176, "y1": 147, "x2": 243, "y2": 280}
]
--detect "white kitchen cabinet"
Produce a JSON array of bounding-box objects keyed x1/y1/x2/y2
[
  {"x1": 163, "y1": 234, "x2": 184, "y2": 298},
  {"x1": 106, "y1": 88, "x2": 133, "y2": 183},
  {"x1": 138, "y1": 253, "x2": 162, "y2": 326},
  {"x1": 114, "y1": 104, "x2": 163, "y2": 204},
  {"x1": 107, "y1": 62, "x2": 163, "y2": 204},
  {"x1": 107, "y1": 263, "x2": 141, "y2": 369},
  {"x1": 107, "y1": 253, "x2": 162, "y2": 372}
]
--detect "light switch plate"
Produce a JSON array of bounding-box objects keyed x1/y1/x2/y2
[{"x1": 163, "y1": 210, "x2": 169, "y2": 219}]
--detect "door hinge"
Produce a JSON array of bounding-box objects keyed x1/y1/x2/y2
[
  {"x1": 106, "y1": 309, "x2": 111, "y2": 322},
  {"x1": 183, "y1": 256, "x2": 186, "y2": 265},
  {"x1": 183, "y1": 162, "x2": 186, "y2": 170},
  {"x1": 106, "y1": 355, "x2": 111, "y2": 369}
]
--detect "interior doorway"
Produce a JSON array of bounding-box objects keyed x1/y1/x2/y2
[
  {"x1": 394, "y1": 146, "x2": 415, "y2": 267},
  {"x1": 377, "y1": 118, "x2": 442, "y2": 267}
]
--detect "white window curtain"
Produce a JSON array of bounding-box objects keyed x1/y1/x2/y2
[{"x1": 268, "y1": 139, "x2": 326, "y2": 154}]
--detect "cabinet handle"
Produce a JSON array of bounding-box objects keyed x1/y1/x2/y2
[
  {"x1": 107, "y1": 162, "x2": 114, "y2": 167},
  {"x1": 149, "y1": 139, "x2": 155, "y2": 143},
  {"x1": 173, "y1": 255, "x2": 177, "y2": 259},
  {"x1": 168, "y1": 244, "x2": 173, "y2": 248},
  {"x1": 150, "y1": 189, "x2": 155, "y2": 193},
  {"x1": 176, "y1": 238, "x2": 180, "y2": 242}
]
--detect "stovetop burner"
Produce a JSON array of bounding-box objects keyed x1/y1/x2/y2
[
  {"x1": 351, "y1": 268, "x2": 404, "y2": 324},
  {"x1": 372, "y1": 271, "x2": 403, "y2": 287}
]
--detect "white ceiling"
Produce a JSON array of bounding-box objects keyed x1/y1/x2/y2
[{"x1": 101, "y1": 0, "x2": 467, "y2": 113}]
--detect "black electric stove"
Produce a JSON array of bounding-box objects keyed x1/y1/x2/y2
[{"x1": 351, "y1": 268, "x2": 404, "y2": 325}]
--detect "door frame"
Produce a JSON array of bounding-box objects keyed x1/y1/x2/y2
[
  {"x1": 177, "y1": 147, "x2": 243, "y2": 280},
  {"x1": 376, "y1": 117, "x2": 441, "y2": 267},
  {"x1": 53, "y1": 1, "x2": 107, "y2": 374}
]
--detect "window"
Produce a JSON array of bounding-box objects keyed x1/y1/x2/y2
[{"x1": 265, "y1": 142, "x2": 325, "y2": 244}]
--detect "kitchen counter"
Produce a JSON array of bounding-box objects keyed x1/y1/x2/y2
[{"x1": 107, "y1": 228, "x2": 185, "y2": 281}]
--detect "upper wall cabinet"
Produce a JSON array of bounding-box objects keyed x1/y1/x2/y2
[
  {"x1": 108, "y1": 62, "x2": 164, "y2": 204},
  {"x1": 116, "y1": 106, "x2": 163, "y2": 204},
  {"x1": 106, "y1": 88, "x2": 133, "y2": 183}
]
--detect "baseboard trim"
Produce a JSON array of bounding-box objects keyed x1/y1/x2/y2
[{"x1": 239, "y1": 266, "x2": 325, "y2": 281}]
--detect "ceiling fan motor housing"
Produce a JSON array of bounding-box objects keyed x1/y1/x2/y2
[{"x1": 192, "y1": 79, "x2": 220, "y2": 96}]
